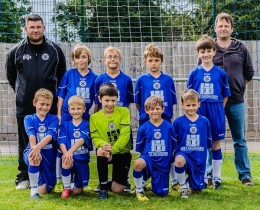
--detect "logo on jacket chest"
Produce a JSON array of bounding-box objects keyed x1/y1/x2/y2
[
  {"x1": 23, "y1": 54, "x2": 32, "y2": 60},
  {"x1": 42, "y1": 53, "x2": 49, "y2": 60}
]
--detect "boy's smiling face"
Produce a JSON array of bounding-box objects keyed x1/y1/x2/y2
[
  {"x1": 145, "y1": 104, "x2": 164, "y2": 123},
  {"x1": 104, "y1": 50, "x2": 121, "y2": 71},
  {"x1": 198, "y1": 48, "x2": 216, "y2": 65},
  {"x1": 69, "y1": 103, "x2": 86, "y2": 120},
  {"x1": 73, "y1": 49, "x2": 89, "y2": 72},
  {"x1": 33, "y1": 96, "x2": 52, "y2": 119},
  {"x1": 99, "y1": 95, "x2": 118, "y2": 115}
]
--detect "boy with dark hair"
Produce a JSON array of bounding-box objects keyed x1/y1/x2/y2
[
  {"x1": 188, "y1": 34, "x2": 230, "y2": 189},
  {"x1": 90, "y1": 83, "x2": 132, "y2": 199}
]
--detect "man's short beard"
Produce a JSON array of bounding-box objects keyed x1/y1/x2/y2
[{"x1": 28, "y1": 35, "x2": 43, "y2": 44}]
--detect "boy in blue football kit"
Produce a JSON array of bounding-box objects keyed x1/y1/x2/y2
[
  {"x1": 94, "y1": 46, "x2": 134, "y2": 112},
  {"x1": 58, "y1": 95, "x2": 93, "y2": 199},
  {"x1": 23, "y1": 88, "x2": 59, "y2": 199},
  {"x1": 135, "y1": 43, "x2": 177, "y2": 126},
  {"x1": 187, "y1": 35, "x2": 230, "y2": 189},
  {"x1": 173, "y1": 89, "x2": 212, "y2": 198},
  {"x1": 57, "y1": 44, "x2": 97, "y2": 122},
  {"x1": 133, "y1": 96, "x2": 176, "y2": 201}
]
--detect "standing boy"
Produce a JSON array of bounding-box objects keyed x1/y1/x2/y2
[
  {"x1": 94, "y1": 46, "x2": 134, "y2": 112},
  {"x1": 23, "y1": 88, "x2": 59, "y2": 199},
  {"x1": 58, "y1": 96, "x2": 93, "y2": 199},
  {"x1": 135, "y1": 43, "x2": 178, "y2": 188},
  {"x1": 57, "y1": 44, "x2": 97, "y2": 122},
  {"x1": 90, "y1": 83, "x2": 132, "y2": 199},
  {"x1": 133, "y1": 96, "x2": 176, "y2": 201},
  {"x1": 135, "y1": 43, "x2": 177, "y2": 126},
  {"x1": 173, "y1": 89, "x2": 212, "y2": 198},
  {"x1": 187, "y1": 35, "x2": 230, "y2": 189}
]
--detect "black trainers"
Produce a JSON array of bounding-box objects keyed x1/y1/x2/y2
[
  {"x1": 124, "y1": 183, "x2": 132, "y2": 192},
  {"x1": 94, "y1": 184, "x2": 101, "y2": 192},
  {"x1": 208, "y1": 177, "x2": 213, "y2": 186},
  {"x1": 242, "y1": 178, "x2": 254, "y2": 186},
  {"x1": 213, "y1": 181, "x2": 222, "y2": 190},
  {"x1": 98, "y1": 190, "x2": 108, "y2": 199}
]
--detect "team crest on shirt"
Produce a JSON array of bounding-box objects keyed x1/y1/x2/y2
[
  {"x1": 190, "y1": 126, "x2": 197, "y2": 134},
  {"x1": 108, "y1": 122, "x2": 116, "y2": 130},
  {"x1": 42, "y1": 53, "x2": 49, "y2": 60},
  {"x1": 153, "y1": 82, "x2": 161, "y2": 89},
  {"x1": 73, "y1": 131, "x2": 81, "y2": 138},
  {"x1": 204, "y1": 75, "x2": 211, "y2": 82},
  {"x1": 38, "y1": 125, "x2": 46, "y2": 133},
  {"x1": 154, "y1": 131, "x2": 161, "y2": 139},
  {"x1": 79, "y1": 80, "x2": 87, "y2": 87}
]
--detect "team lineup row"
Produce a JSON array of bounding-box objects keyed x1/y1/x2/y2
[{"x1": 5, "y1": 12, "x2": 254, "y2": 201}]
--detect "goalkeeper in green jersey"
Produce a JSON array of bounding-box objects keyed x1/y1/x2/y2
[{"x1": 90, "y1": 83, "x2": 132, "y2": 199}]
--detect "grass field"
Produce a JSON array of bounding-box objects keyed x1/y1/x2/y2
[{"x1": 0, "y1": 153, "x2": 259, "y2": 210}]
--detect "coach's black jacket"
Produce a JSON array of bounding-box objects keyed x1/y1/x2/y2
[{"x1": 5, "y1": 36, "x2": 66, "y2": 116}]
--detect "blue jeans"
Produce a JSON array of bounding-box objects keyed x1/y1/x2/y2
[{"x1": 225, "y1": 102, "x2": 252, "y2": 181}]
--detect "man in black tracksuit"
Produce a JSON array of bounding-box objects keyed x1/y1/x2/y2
[{"x1": 5, "y1": 14, "x2": 66, "y2": 189}]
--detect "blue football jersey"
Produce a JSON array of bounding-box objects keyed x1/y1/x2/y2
[
  {"x1": 173, "y1": 115, "x2": 212, "y2": 166},
  {"x1": 24, "y1": 113, "x2": 59, "y2": 163},
  {"x1": 94, "y1": 71, "x2": 134, "y2": 107},
  {"x1": 57, "y1": 68, "x2": 97, "y2": 119},
  {"x1": 135, "y1": 72, "x2": 177, "y2": 121},
  {"x1": 58, "y1": 120, "x2": 93, "y2": 161},
  {"x1": 187, "y1": 65, "x2": 231, "y2": 102},
  {"x1": 136, "y1": 120, "x2": 176, "y2": 172}
]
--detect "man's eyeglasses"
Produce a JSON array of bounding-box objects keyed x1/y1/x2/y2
[{"x1": 105, "y1": 55, "x2": 120, "y2": 60}]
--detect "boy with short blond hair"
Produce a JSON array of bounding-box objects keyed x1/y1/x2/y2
[
  {"x1": 133, "y1": 95, "x2": 176, "y2": 201},
  {"x1": 173, "y1": 89, "x2": 212, "y2": 198},
  {"x1": 90, "y1": 83, "x2": 132, "y2": 199},
  {"x1": 94, "y1": 46, "x2": 134, "y2": 112},
  {"x1": 58, "y1": 95, "x2": 93, "y2": 199},
  {"x1": 23, "y1": 88, "x2": 59, "y2": 199},
  {"x1": 188, "y1": 34, "x2": 230, "y2": 189}
]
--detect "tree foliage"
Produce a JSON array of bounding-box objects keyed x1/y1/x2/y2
[
  {"x1": 0, "y1": 0, "x2": 30, "y2": 43},
  {"x1": 54, "y1": 0, "x2": 184, "y2": 42},
  {"x1": 189, "y1": 0, "x2": 260, "y2": 40},
  {"x1": 53, "y1": 0, "x2": 260, "y2": 42}
]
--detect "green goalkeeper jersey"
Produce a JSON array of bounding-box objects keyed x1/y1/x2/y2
[{"x1": 90, "y1": 106, "x2": 131, "y2": 154}]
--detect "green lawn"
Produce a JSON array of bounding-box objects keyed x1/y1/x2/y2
[{"x1": 0, "y1": 153, "x2": 259, "y2": 210}]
